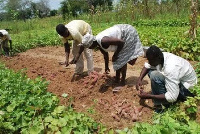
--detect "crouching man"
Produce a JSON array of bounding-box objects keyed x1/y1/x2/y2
[{"x1": 136, "y1": 45, "x2": 197, "y2": 112}]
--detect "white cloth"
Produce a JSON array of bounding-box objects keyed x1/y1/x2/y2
[
  {"x1": 61, "y1": 20, "x2": 92, "y2": 44},
  {"x1": 96, "y1": 25, "x2": 121, "y2": 53},
  {"x1": 72, "y1": 40, "x2": 93, "y2": 74},
  {"x1": 81, "y1": 32, "x2": 118, "y2": 51},
  {"x1": 145, "y1": 52, "x2": 198, "y2": 102},
  {"x1": 96, "y1": 25, "x2": 122, "y2": 45},
  {"x1": 0, "y1": 30, "x2": 11, "y2": 42},
  {"x1": 81, "y1": 33, "x2": 96, "y2": 48}
]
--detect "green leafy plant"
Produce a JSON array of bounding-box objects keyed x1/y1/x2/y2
[
  {"x1": 0, "y1": 64, "x2": 106, "y2": 133},
  {"x1": 194, "y1": 62, "x2": 200, "y2": 78}
]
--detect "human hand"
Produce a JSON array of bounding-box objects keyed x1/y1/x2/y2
[
  {"x1": 70, "y1": 55, "x2": 80, "y2": 64},
  {"x1": 64, "y1": 61, "x2": 69, "y2": 67},
  {"x1": 70, "y1": 57, "x2": 78, "y2": 64},
  {"x1": 105, "y1": 68, "x2": 110, "y2": 74},
  {"x1": 138, "y1": 90, "x2": 150, "y2": 99},
  {"x1": 69, "y1": 58, "x2": 76, "y2": 64},
  {"x1": 136, "y1": 80, "x2": 143, "y2": 90}
]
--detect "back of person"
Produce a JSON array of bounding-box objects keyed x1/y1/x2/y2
[
  {"x1": 96, "y1": 25, "x2": 121, "y2": 44},
  {"x1": 0, "y1": 30, "x2": 11, "y2": 41},
  {"x1": 66, "y1": 20, "x2": 91, "y2": 38},
  {"x1": 0, "y1": 29, "x2": 12, "y2": 56},
  {"x1": 95, "y1": 25, "x2": 121, "y2": 52},
  {"x1": 163, "y1": 52, "x2": 197, "y2": 89},
  {"x1": 0, "y1": 30, "x2": 8, "y2": 35}
]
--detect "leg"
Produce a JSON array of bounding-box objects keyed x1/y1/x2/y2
[
  {"x1": 115, "y1": 68, "x2": 121, "y2": 83},
  {"x1": 83, "y1": 48, "x2": 94, "y2": 75},
  {"x1": 120, "y1": 64, "x2": 127, "y2": 85},
  {"x1": 84, "y1": 25, "x2": 94, "y2": 75},
  {"x1": 3, "y1": 47, "x2": 9, "y2": 56},
  {"x1": 0, "y1": 42, "x2": 2, "y2": 55},
  {"x1": 148, "y1": 70, "x2": 170, "y2": 106},
  {"x1": 2, "y1": 40, "x2": 9, "y2": 56},
  {"x1": 128, "y1": 58, "x2": 137, "y2": 66},
  {"x1": 72, "y1": 40, "x2": 84, "y2": 75},
  {"x1": 177, "y1": 83, "x2": 194, "y2": 102}
]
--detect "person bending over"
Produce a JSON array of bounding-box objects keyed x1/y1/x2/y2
[
  {"x1": 0, "y1": 29, "x2": 12, "y2": 56},
  {"x1": 72, "y1": 24, "x2": 144, "y2": 85},
  {"x1": 56, "y1": 20, "x2": 94, "y2": 77}
]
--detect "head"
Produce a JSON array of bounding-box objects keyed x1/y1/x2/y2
[
  {"x1": 0, "y1": 32, "x2": 3, "y2": 37},
  {"x1": 56, "y1": 24, "x2": 69, "y2": 37},
  {"x1": 146, "y1": 45, "x2": 163, "y2": 66},
  {"x1": 81, "y1": 33, "x2": 97, "y2": 49}
]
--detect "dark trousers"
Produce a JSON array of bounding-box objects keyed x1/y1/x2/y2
[
  {"x1": 148, "y1": 70, "x2": 194, "y2": 106},
  {"x1": 0, "y1": 40, "x2": 9, "y2": 55}
]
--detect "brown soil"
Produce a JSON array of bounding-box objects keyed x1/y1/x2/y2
[{"x1": 0, "y1": 46, "x2": 154, "y2": 129}]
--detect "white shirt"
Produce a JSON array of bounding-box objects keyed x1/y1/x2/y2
[
  {"x1": 0, "y1": 30, "x2": 11, "y2": 42},
  {"x1": 60, "y1": 20, "x2": 91, "y2": 44},
  {"x1": 96, "y1": 25, "x2": 120, "y2": 52},
  {"x1": 145, "y1": 52, "x2": 197, "y2": 102}
]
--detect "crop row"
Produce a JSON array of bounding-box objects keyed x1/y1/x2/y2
[
  {"x1": 132, "y1": 19, "x2": 190, "y2": 27},
  {"x1": 0, "y1": 56, "x2": 199, "y2": 133},
  {"x1": 0, "y1": 64, "x2": 105, "y2": 133},
  {"x1": 10, "y1": 24, "x2": 200, "y2": 61}
]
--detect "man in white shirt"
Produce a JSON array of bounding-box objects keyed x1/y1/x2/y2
[
  {"x1": 56, "y1": 20, "x2": 94, "y2": 79},
  {"x1": 0, "y1": 29, "x2": 12, "y2": 56},
  {"x1": 136, "y1": 45, "x2": 197, "y2": 112}
]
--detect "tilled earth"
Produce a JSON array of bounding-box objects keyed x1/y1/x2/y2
[{"x1": 0, "y1": 46, "x2": 155, "y2": 129}]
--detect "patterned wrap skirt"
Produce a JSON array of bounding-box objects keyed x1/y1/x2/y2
[{"x1": 113, "y1": 24, "x2": 144, "y2": 71}]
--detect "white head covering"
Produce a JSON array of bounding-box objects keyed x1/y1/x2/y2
[{"x1": 81, "y1": 33, "x2": 96, "y2": 48}]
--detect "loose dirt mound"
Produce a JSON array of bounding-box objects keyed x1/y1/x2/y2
[{"x1": 0, "y1": 46, "x2": 154, "y2": 129}]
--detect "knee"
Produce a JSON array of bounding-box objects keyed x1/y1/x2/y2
[{"x1": 149, "y1": 71, "x2": 165, "y2": 82}]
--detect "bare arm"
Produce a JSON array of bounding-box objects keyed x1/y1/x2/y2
[
  {"x1": 137, "y1": 68, "x2": 167, "y2": 102},
  {"x1": 136, "y1": 67, "x2": 149, "y2": 90},
  {"x1": 99, "y1": 47, "x2": 110, "y2": 73},
  {"x1": 138, "y1": 89, "x2": 166, "y2": 101},
  {"x1": 101, "y1": 37, "x2": 124, "y2": 62},
  {"x1": 64, "y1": 41, "x2": 70, "y2": 67},
  {"x1": 70, "y1": 45, "x2": 84, "y2": 64}
]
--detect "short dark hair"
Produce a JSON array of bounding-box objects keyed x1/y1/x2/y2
[
  {"x1": 0, "y1": 32, "x2": 3, "y2": 37},
  {"x1": 146, "y1": 45, "x2": 163, "y2": 59},
  {"x1": 56, "y1": 24, "x2": 67, "y2": 36}
]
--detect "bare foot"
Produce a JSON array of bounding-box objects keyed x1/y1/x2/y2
[
  {"x1": 114, "y1": 77, "x2": 120, "y2": 84},
  {"x1": 120, "y1": 80, "x2": 126, "y2": 86},
  {"x1": 71, "y1": 74, "x2": 81, "y2": 82}
]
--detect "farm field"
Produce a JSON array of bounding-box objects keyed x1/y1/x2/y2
[
  {"x1": 0, "y1": 45, "x2": 199, "y2": 133},
  {"x1": 0, "y1": 46, "x2": 154, "y2": 129},
  {"x1": 0, "y1": 4, "x2": 200, "y2": 131}
]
